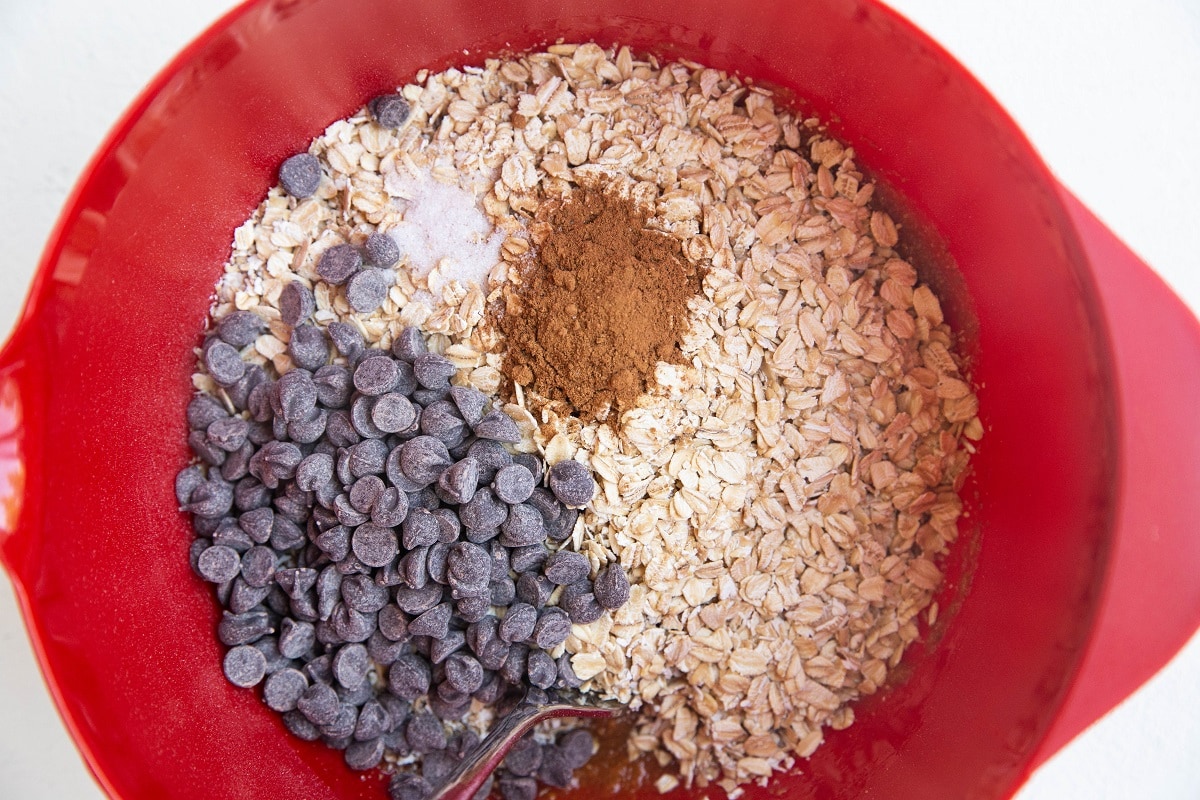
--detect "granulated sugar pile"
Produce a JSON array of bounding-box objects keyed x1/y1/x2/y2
[{"x1": 186, "y1": 42, "x2": 981, "y2": 800}]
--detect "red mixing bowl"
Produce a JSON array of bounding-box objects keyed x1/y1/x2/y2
[{"x1": 1, "y1": 0, "x2": 1198, "y2": 798}]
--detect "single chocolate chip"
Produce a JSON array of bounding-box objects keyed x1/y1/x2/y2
[
  {"x1": 412, "y1": 352, "x2": 456, "y2": 389},
  {"x1": 400, "y1": 545, "x2": 430, "y2": 589},
  {"x1": 404, "y1": 711, "x2": 446, "y2": 754},
  {"x1": 348, "y1": 438, "x2": 389, "y2": 476},
  {"x1": 395, "y1": 583, "x2": 443, "y2": 615},
  {"x1": 332, "y1": 642, "x2": 370, "y2": 689},
  {"x1": 351, "y1": 523, "x2": 398, "y2": 568},
  {"x1": 240, "y1": 545, "x2": 276, "y2": 588},
  {"x1": 460, "y1": 487, "x2": 508, "y2": 532},
  {"x1": 279, "y1": 152, "x2": 322, "y2": 198},
  {"x1": 369, "y1": 93, "x2": 411, "y2": 128},
  {"x1": 516, "y1": 573, "x2": 553, "y2": 608},
  {"x1": 446, "y1": 385, "x2": 488, "y2": 427},
  {"x1": 472, "y1": 410, "x2": 521, "y2": 443},
  {"x1": 490, "y1": 577, "x2": 516, "y2": 606},
  {"x1": 532, "y1": 607, "x2": 572, "y2": 649},
  {"x1": 220, "y1": 441, "x2": 254, "y2": 482},
  {"x1": 223, "y1": 644, "x2": 268, "y2": 688},
  {"x1": 204, "y1": 341, "x2": 246, "y2": 387},
  {"x1": 317, "y1": 244, "x2": 362, "y2": 286},
  {"x1": 389, "y1": 773, "x2": 431, "y2": 800},
  {"x1": 544, "y1": 550, "x2": 590, "y2": 586},
  {"x1": 509, "y1": 544, "x2": 548, "y2": 574},
  {"x1": 353, "y1": 698, "x2": 392, "y2": 742},
  {"x1": 526, "y1": 649, "x2": 557, "y2": 689},
  {"x1": 328, "y1": 322, "x2": 365, "y2": 361},
  {"x1": 538, "y1": 745, "x2": 574, "y2": 788},
  {"x1": 498, "y1": 603, "x2": 537, "y2": 643},
  {"x1": 500, "y1": 643, "x2": 528, "y2": 685},
  {"x1": 504, "y1": 736, "x2": 543, "y2": 777},
  {"x1": 273, "y1": 370, "x2": 318, "y2": 422},
  {"x1": 593, "y1": 564, "x2": 631, "y2": 610},
  {"x1": 400, "y1": 436, "x2": 452, "y2": 485},
  {"x1": 378, "y1": 605, "x2": 409, "y2": 641},
  {"x1": 322, "y1": 702, "x2": 359, "y2": 739},
  {"x1": 558, "y1": 728, "x2": 596, "y2": 769},
  {"x1": 279, "y1": 619, "x2": 316, "y2": 659},
  {"x1": 206, "y1": 417, "x2": 248, "y2": 453},
  {"x1": 303, "y1": 653, "x2": 334, "y2": 685},
  {"x1": 387, "y1": 654, "x2": 431, "y2": 701},
  {"x1": 289, "y1": 324, "x2": 330, "y2": 372},
  {"x1": 446, "y1": 542, "x2": 491, "y2": 599},
  {"x1": 372, "y1": 393, "x2": 416, "y2": 433},
  {"x1": 556, "y1": 653, "x2": 582, "y2": 690},
  {"x1": 498, "y1": 503, "x2": 546, "y2": 547},
  {"x1": 217, "y1": 310, "x2": 264, "y2": 347},
  {"x1": 317, "y1": 524, "x2": 352, "y2": 561},
  {"x1": 548, "y1": 459, "x2": 595, "y2": 508},
  {"x1": 408, "y1": 602, "x2": 452, "y2": 638},
  {"x1": 264, "y1": 668, "x2": 309, "y2": 712},
  {"x1": 498, "y1": 775, "x2": 538, "y2": 800},
  {"x1": 399, "y1": 507, "x2": 438, "y2": 550},
  {"x1": 346, "y1": 268, "x2": 392, "y2": 314},
  {"x1": 561, "y1": 590, "x2": 605, "y2": 625},
  {"x1": 313, "y1": 364, "x2": 354, "y2": 408},
  {"x1": 443, "y1": 652, "x2": 485, "y2": 694},
  {"x1": 348, "y1": 475, "x2": 384, "y2": 512},
  {"x1": 218, "y1": 610, "x2": 273, "y2": 646},
  {"x1": 187, "y1": 394, "x2": 229, "y2": 430},
  {"x1": 197, "y1": 544, "x2": 241, "y2": 583},
  {"x1": 429, "y1": 629, "x2": 468, "y2": 664},
  {"x1": 331, "y1": 604, "x2": 376, "y2": 643},
  {"x1": 365, "y1": 231, "x2": 400, "y2": 267},
  {"x1": 354, "y1": 356, "x2": 399, "y2": 396},
  {"x1": 431, "y1": 507, "x2": 461, "y2": 543},
  {"x1": 279, "y1": 281, "x2": 316, "y2": 326},
  {"x1": 344, "y1": 737, "x2": 385, "y2": 771},
  {"x1": 545, "y1": 508, "x2": 579, "y2": 543},
  {"x1": 371, "y1": 486, "x2": 409, "y2": 527},
  {"x1": 227, "y1": 577, "x2": 270, "y2": 614},
  {"x1": 493, "y1": 464, "x2": 535, "y2": 504},
  {"x1": 389, "y1": 328, "x2": 426, "y2": 363}
]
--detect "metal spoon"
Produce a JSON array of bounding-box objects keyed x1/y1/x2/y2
[{"x1": 431, "y1": 697, "x2": 622, "y2": 800}]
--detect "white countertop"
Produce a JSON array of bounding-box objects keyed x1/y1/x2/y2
[{"x1": 1, "y1": 1, "x2": 1198, "y2": 797}]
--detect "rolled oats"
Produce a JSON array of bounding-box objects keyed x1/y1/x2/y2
[{"x1": 202, "y1": 44, "x2": 979, "y2": 795}]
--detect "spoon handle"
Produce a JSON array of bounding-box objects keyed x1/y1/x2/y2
[{"x1": 432, "y1": 702, "x2": 618, "y2": 800}]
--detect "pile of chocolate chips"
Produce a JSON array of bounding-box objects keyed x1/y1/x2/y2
[{"x1": 177, "y1": 295, "x2": 630, "y2": 800}]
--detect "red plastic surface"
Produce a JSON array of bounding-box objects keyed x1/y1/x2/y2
[
  {"x1": 1029, "y1": 190, "x2": 1200, "y2": 767},
  {"x1": 0, "y1": 0, "x2": 1192, "y2": 798}
]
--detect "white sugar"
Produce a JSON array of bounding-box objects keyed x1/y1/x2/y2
[{"x1": 387, "y1": 168, "x2": 504, "y2": 296}]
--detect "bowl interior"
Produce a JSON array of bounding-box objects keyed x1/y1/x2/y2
[{"x1": 2, "y1": 0, "x2": 1117, "y2": 798}]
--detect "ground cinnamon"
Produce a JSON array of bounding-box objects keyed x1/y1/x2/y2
[{"x1": 495, "y1": 186, "x2": 703, "y2": 420}]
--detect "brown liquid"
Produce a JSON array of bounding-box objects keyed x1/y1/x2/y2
[{"x1": 544, "y1": 717, "x2": 659, "y2": 799}]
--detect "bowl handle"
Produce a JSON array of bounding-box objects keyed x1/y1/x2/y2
[{"x1": 1032, "y1": 187, "x2": 1200, "y2": 766}]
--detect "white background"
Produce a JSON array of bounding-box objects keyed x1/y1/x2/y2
[{"x1": 1, "y1": 1, "x2": 1198, "y2": 797}]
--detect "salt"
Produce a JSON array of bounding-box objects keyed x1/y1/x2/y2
[{"x1": 386, "y1": 169, "x2": 504, "y2": 297}]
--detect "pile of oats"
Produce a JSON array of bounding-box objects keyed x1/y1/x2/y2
[{"x1": 201, "y1": 42, "x2": 980, "y2": 797}]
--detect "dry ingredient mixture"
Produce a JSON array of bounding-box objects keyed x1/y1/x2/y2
[{"x1": 179, "y1": 42, "x2": 981, "y2": 800}]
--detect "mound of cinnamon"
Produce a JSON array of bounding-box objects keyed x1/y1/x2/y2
[{"x1": 495, "y1": 186, "x2": 703, "y2": 420}]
